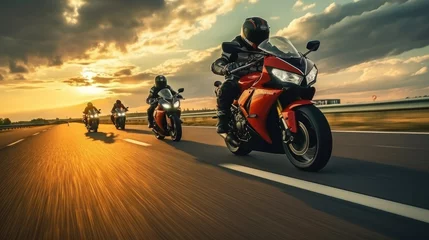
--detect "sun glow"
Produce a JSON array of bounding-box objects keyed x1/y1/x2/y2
[
  {"x1": 77, "y1": 85, "x2": 104, "y2": 95},
  {"x1": 81, "y1": 69, "x2": 97, "y2": 82}
]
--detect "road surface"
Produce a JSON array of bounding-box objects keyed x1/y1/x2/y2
[{"x1": 0, "y1": 123, "x2": 428, "y2": 240}]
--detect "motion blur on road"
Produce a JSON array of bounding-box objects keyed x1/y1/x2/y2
[{"x1": 0, "y1": 123, "x2": 428, "y2": 240}]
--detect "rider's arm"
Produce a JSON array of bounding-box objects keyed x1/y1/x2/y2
[
  {"x1": 211, "y1": 54, "x2": 230, "y2": 76},
  {"x1": 146, "y1": 87, "x2": 156, "y2": 104}
]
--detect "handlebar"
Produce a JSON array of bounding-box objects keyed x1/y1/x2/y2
[{"x1": 228, "y1": 56, "x2": 265, "y2": 75}]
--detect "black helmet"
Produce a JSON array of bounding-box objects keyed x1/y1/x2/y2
[
  {"x1": 116, "y1": 99, "x2": 121, "y2": 105},
  {"x1": 87, "y1": 102, "x2": 93, "y2": 107},
  {"x1": 240, "y1": 17, "x2": 270, "y2": 49},
  {"x1": 155, "y1": 75, "x2": 167, "y2": 88}
]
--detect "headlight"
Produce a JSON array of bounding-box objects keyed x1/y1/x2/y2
[
  {"x1": 271, "y1": 69, "x2": 304, "y2": 85},
  {"x1": 161, "y1": 103, "x2": 171, "y2": 109},
  {"x1": 90, "y1": 115, "x2": 94, "y2": 118},
  {"x1": 94, "y1": 114, "x2": 99, "y2": 117},
  {"x1": 173, "y1": 101, "x2": 180, "y2": 108},
  {"x1": 306, "y1": 66, "x2": 318, "y2": 85}
]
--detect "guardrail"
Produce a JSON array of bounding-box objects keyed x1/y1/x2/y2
[
  {"x1": 122, "y1": 97, "x2": 429, "y2": 119},
  {"x1": 0, "y1": 123, "x2": 48, "y2": 131}
]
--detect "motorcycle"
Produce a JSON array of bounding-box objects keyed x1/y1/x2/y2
[
  {"x1": 113, "y1": 106, "x2": 129, "y2": 130},
  {"x1": 150, "y1": 88, "x2": 185, "y2": 141},
  {"x1": 84, "y1": 109, "x2": 101, "y2": 133},
  {"x1": 214, "y1": 36, "x2": 332, "y2": 172}
]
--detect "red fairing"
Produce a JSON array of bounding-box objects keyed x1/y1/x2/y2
[
  {"x1": 154, "y1": 106, "x2": 166, "y2": 132},
  {"x1": 240, "y1": 88, "x2": 283, "y2": 144},
  {"x1": 238, "y1": 72, "x2": 261, "y2": 93},
  {"x1": 281, "y1": 100, "x2": 313, "y2": 133}
]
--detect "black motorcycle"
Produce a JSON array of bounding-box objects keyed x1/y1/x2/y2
[
  {"x1": 85, "y1": 109, "x2": 101, "y2": 133},
  {"x1": 150, "y1": 88, "x2": 184, "y2": 141},
  {"x1": 113, "y1": 107, "x2": 129, "y2": 130}
]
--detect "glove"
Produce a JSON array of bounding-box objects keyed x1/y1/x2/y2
[{"x1": 222, "y1": 62, "x2": 240, "y2": 75}]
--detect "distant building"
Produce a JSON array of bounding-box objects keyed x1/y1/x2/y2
[{"x1": 313, "y1": 99, "x2": 341, "y2": 105}]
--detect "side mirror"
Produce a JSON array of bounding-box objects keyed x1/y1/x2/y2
[
  {"x1": 178, "y1": 88, "x2": 184, "y2": 93},
  {"x1": 222, "y1": 42, "x2": 241, "y2": 54},
  {"x1": 214, "y1": 81, "x2": 222, "y2": 87},
  {"x1": 306, "y1": 40, "x2": 320, "y2": 52}
]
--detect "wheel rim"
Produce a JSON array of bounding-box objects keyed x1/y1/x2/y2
[{"x1": 285, "y1": 118, "x2": 318, "y2": 164}]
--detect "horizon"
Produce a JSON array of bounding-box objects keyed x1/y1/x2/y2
[{"x1": 1, "y1": 0, "x2": 429, "y2": 122}]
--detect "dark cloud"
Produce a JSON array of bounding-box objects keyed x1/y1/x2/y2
[
  {"x1": 277, "y1": 0, "x2": 429, "y2": 73},
  {"x1": 92, "y1": 76, "x2": 114, "y2": 84},
  {"x1": 0, "y1": 0, "x2": 165, "y2": 69},
  {"x1": 64, "y1": 77, "x2": 91, "y2": 86},
  {"x1": 13, "y1": 74, "x2": 26, "y2": 80},
  {"x1": 114, "y1": 68, "x2": 133, "y2": 76},
  {"x1": 0, "y1": 74, "x2": 3, "y2": 81},
  {"x1": 12, "y1": 86, "x2": 45, "y2": 90},
  {"x1": 9, "y1": 60, "x2": 29, "y2": 73},
  {"x1": 116, "y1": 72, "x2": 157, "y2": 84}
]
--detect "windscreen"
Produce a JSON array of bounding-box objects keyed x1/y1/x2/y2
[
  {"x1": 158, "y1": 88, "x2": 173, "y2": 100},
  {"x1": 258, "y1": 36, "x2": 301, "y2": 59}
]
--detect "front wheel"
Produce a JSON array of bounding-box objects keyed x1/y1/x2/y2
[
  {"x1": 169, "y1": 115, "x2": 182, "y2": 141},
  {"x1": 282, "y1": 105, "x2": 332, "y2": 172}
]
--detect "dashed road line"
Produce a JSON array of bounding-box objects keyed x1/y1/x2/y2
[
  {"x1": 124, "y1": 139, "x2": 151, "y2": 147},
  {"x1": 7, "y1": 139, "x2": 25, "y2": 147},
  {"x1": 33, "y1": 132, "x2": 40, "y2": 136},
  {"x1": 220, "y1": 163, "x2": 429, "y2": 224}
]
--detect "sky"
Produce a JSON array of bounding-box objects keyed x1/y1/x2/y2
[{"x1": 1, "y1": 0, "x2": 429, "y2": 121}]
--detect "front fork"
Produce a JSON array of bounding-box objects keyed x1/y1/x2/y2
[{"x1": 276, "y1": 100, "x2": 294, "y2": 143}]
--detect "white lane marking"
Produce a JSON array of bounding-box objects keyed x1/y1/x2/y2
[
  {"x1": 7, "y1": 139, "x2": 25, "y2": 147},
  {"x1": 32, "y1": 132, "x2": 40, "y2": 136},
  {"x1": 219, "y1": 164, "x2": 429, "y2": 224},
  {"x1": 42, "y1": 129, "x2": 47, "y2": 132},
  {"x1": 332, "y1": 130, "x2": 429, "y2": 135},
  {"x1": 124, "y1": 139, "x2": 151, "y2": 147},
  {"x1": 374, "y1": 145, "x2": 426, "y2": 150}
]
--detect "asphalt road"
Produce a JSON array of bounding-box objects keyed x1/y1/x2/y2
[{"x1": 0, "y1": 123, "x2": 428, "y2": 240}]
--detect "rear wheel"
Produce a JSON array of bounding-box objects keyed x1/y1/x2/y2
[
  {"x1": 170, "y1": 115, "x2": 182, "y2": 142},
  {"x1": 282, "y1": 105, "x2": 332, "y2": 172}
]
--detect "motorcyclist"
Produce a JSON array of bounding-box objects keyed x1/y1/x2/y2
[
  {"x1": 211, "y1": 17, "x2": 270, "y2": 133},
  {"x1": 146, "y1": 75, "x2": 177, "y2": 128},
  {"x1": 110, "y1": 100, "x2": 128, "y2": 125},
  {"x1": 82, "y1": 102, "x2": 99, "y2": 125}
]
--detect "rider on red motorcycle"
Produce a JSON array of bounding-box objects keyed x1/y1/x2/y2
[
  {"x1": 146, "y1": 75, "x2": 178, "y2": 128},
  {"x1": 211, "y1": 17, "x2": 270, "y2": 133}
]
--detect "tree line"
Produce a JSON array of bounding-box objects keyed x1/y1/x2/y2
[{"x1": 0, "y1": 118, "x2": 12, "y2": 125}]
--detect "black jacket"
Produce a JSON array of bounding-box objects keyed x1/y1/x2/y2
[
  {"x1": 146, "y1": 85, "x2": 177, "y2": 104},
  {"x1": 211, "y1": 35, "x2": 264, "y2": 78},
  {"x1": 83, "y1": 106, "x2": 99, "y2": 114},
  {"x1": 111, "y1": 103, "x2": 126, "y2": 113}
]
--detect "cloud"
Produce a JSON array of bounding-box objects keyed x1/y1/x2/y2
[
  {"x1": 314, "y1": 53, "x2": 429, "y2": 100},
  {"x1": 64, "y1": 77, "x2": 91, "y2": 86},
  {"x1": 412, "y1": 66, "x2": 428, "y2": 76},
  {"x1": 277, "y1": 0, "x2": 429, "y2": 73},
  {"x1": 114, "y1": 68, "x2": 133, "y2": 77},
  {"x1": 0, "y1": 74, "x2": 3, "y2": 81},
  {"x1": 270, "y1": 16, "x2": 280, "y2": 20},
  {"x1": 13, "y1": 74, "x2": 26, "y2": 80},
  {"x1": 12, "y1": 86, "x2": 45, "y2": 90},
  {"x1": 293, "y1": 0, "x2": 316, "y2": 11},
  {"x1": 0, "y1": 0, "x2": 253, "y2": 77},
  {"x1": 9, "y1": 60, "x2": 29, "y2": 73}
]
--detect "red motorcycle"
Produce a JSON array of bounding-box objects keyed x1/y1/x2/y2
[{"x1": 214, "y1": 36, "x2": 332, "y2": 172}]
